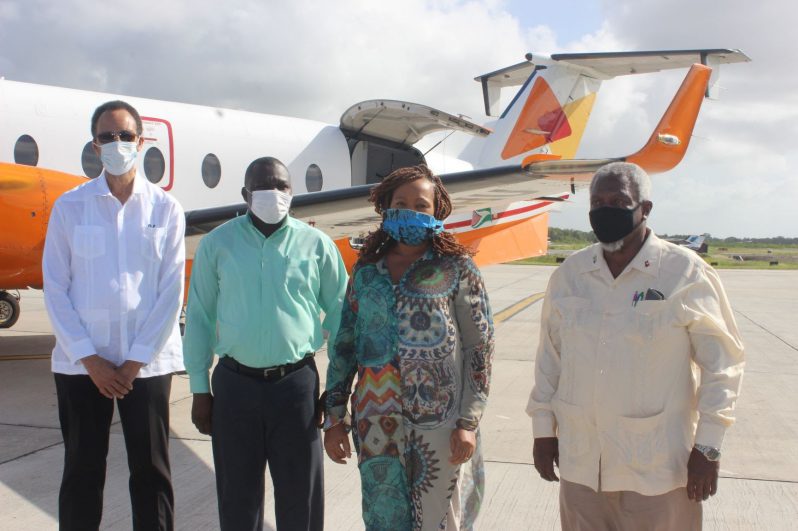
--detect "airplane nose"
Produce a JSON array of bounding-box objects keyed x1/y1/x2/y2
[{"x1": 0, "y1": 162, "x2": 86, "y2": 289}]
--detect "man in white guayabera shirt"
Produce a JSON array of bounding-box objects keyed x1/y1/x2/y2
[
  {"x1": 43, "y1": 100, "x2": 185, "y2": 531},
  {"x1": 527, "y1": 162, "x2": 744, "y2": 531}
]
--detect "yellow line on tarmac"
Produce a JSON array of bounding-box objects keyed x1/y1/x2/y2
[
  {"x1": 0, "y1": 354, "x2": 51, "y2": 361},
  {"x1": 494, "y1": 292, "x2": 545, "y2": 323}
]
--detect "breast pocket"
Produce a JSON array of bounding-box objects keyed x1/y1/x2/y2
[
  {"x1": 626, "y1": 301, "x2": 671, "y2": 345},
  {"x1": 141, "y1": 227, "x2": 167, "y2": 262},
  {"x1": 72, "y1": 225, "x2": 106, "y2": 260}
]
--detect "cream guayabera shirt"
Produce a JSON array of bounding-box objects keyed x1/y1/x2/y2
[
  {"x1": 43, "y1": 172, "x2": 185, "y2": 377},
  {"x1": 527, "y1": 233, "x2": 744, "y2": 495}
]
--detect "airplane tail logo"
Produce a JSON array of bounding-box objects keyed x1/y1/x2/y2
[{"x1": 501, "y1": 77, "x2": 573, "y2": 159}]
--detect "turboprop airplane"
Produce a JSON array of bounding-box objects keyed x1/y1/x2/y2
[{"x1": 0, "y1": 48, "x2": 749, "y2": 328}]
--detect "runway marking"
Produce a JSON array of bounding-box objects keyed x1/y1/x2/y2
[
  {"x1": 494, "y1": 292, "x2": 545, "y2": 323},
  {"x1": 0, "y1": 354, "x2": 51, "y2": 361}
]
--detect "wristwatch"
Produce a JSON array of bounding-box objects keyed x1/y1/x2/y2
[{"x1": 694, "y1": 444, "x2": 721, "y2": 461}]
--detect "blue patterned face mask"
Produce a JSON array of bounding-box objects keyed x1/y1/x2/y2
[{"x1": 382, "y1": 208, "x2": 444, "y2": 245}]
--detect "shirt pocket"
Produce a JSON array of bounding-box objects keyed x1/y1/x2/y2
[
  {"x1": 79, "y1": 308, "x2": 110, "y2": 349},
  {"x1": 604, "y1": 410, "x2": 668, "y2": 473},
  {"x1": 626, "y1": 301, "x2": 672, "y2": 344},
  {"x1": 552, "y1": 398, "x2": 592, "y2": 459},
  {"x1": 72, "y1": 225, "x2": 106, "y2": 260},
  {"x1": 141, "y1": 227, "x2": 167, "y2": 262}
]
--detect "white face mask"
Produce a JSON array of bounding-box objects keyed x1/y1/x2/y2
[
  {"x1": 99, "y1": 141, "x2": 138, "y2": 176},
  {"x1": 250, "y1": 189, "x2": 292, "y2": 224}
]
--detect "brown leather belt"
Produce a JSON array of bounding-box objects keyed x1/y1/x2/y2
[{"x1": 219, "y1": 355, "x2": 314, "y2": 382}]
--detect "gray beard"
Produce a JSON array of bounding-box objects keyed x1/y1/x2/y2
[{"x1": 600, "y1": 239, "x2": 625, "y2": 253}]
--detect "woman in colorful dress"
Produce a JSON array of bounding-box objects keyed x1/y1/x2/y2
[{"x1": 323, "y1": 165, "x2": 495, "y2": 530}]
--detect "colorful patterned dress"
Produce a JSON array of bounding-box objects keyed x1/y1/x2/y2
[{"x1": 325, "y1": 251, "x2": 494, "y2": 530}]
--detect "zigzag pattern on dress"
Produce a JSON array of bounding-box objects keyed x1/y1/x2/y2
[{"x1": 355, "y1": 364, "x2": 403, "y2": 417}]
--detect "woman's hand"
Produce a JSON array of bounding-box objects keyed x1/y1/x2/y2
[
  {"x1": 323, "y1": 423, "x2": 352, "y2": 464},
  {"x1": 449, "y1": 428, "x2": 476, "y2": 465}
]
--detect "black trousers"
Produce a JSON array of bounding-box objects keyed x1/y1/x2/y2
[
  {"x1": 53, "y1": 372, "x2": 174, "y2": 531},
  {"x1": 211, "y1": 359, "x2": 324, "y2": 531}
]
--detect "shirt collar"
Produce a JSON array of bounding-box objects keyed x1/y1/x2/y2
[
  {"x1": 95, "y1": 171, "x2": 147, "y2": 196},
  {"x1": 244, "y1": 212, "x2": 291, "y2": 238},
  {"x1": 576, "y1": 231, "x2": 662, "y2": 277},
  {"x1": 627, "y1": 231, "x2": 662, "y2": 277}
]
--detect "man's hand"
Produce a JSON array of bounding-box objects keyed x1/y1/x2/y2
[
  {"x1": 323, "y1": 423, "x2": 351, "y2": 464},
  {"x1": 533, "y1": 437, "x2": 560, "y2": 482},
  {"x1": 687, "y1": 448, "x2": 719, "y2": 501},
  {"x1": 116, "y1": 360, "x2": 144, "y2": 389},
  {"x1": 450, "y1": 428, "x2": 477, "y2": 465},
  {"x1": 191, "y1": 393, "x2": 213, "y2": 435},
  {"x1": 81, "y1": 355, "x2": 132, "y2": 399}
]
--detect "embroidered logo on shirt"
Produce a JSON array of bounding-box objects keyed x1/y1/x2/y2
[
  {"x1": 644, "y1": 260, "x2": 650, "y2": 267},
  {"x1": 592, "y1": 255, "x2": 597, "y2": 264}
]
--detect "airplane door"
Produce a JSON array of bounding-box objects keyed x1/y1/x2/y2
[{"x1": 139, "y1": 117, "x2": 174, "y2": 191}]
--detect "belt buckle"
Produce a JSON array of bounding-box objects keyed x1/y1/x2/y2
[{"x1": 263, "y1": 366, "x2": 285, "y2": 379}]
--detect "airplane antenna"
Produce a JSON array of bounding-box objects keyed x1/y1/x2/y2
[{"x1": 422, "y1": 130, "x2": 456, "y2": 157}]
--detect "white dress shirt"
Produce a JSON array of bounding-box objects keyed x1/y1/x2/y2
[
  {"x1": 43, "y1": 172, "x2": 185, "y2": 377},
  {"x1": 527, "y1": 233, "x2": 744, "y2": 495}
]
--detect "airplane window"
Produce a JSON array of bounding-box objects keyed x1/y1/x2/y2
[
  {"x1": 81, "y1": 141, "x2": 103, "y2": 178},
  {"x1": 14, "y1": 134, "x2": 39, "y2": 166},
  {"x1": 143, "y1": 146, "x2": 165, "y2": 184},
  {"x1": 306, "y1": 164, "x2": 323, "y2": 192},
  {"x1": 201, "y1": 153, "x2": 221, "y2": 188}
]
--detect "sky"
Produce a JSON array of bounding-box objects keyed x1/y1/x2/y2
[{"x1": 0, "y1": 0, "x2": 795, "y2": 237}]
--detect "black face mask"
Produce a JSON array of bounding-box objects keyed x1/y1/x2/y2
[{"x1": 589, "y1": 204, "x2": 641, "y2": 243}]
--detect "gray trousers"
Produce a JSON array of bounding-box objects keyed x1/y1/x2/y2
[
  {"x1": 211, "y1": 359, "x2": 324, "y2": 531},
  {"x1": 560, "y1": 479, "x2": 702, "y2": 531}
]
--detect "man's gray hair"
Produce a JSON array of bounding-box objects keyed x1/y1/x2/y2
[{"x1": 590, "y1": 162, "x2": 652, "y2": 203}]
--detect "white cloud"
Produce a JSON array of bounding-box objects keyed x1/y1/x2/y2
[{"x1": 0, "y1": 0, "x2": 795, "y2": 236}]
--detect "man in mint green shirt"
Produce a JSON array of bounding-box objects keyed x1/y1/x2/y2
[{"x1": 183, "y1": 157, "x2": 347, "y2": 531}]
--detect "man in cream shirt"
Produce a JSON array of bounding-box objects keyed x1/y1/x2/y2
[
  {"x1": 527, "y1": 162, "x2": 744, "y2": 530},
  {"x1": 43, "y1": 100, "x2": 185, "y2": 530}
]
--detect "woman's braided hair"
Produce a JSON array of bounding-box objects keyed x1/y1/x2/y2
[{"x1": 358, "y1": 165, "x2": 474, "y2": 264}]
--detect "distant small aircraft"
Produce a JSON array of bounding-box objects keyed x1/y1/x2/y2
[
  {"x1": 667, "y1": 234, "x2": 709, "y2": 253},
  {"x1": 0, "y1": 49, "x2": 749, "y2": 328}
]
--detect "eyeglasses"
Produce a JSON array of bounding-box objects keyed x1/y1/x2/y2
[{"x1": 96, "y1": 130, "x2": 138, "y2": 144}]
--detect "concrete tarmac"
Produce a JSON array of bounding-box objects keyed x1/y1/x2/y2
[{"x1": 1, "y1": 265, "x2": 796, "y2": 530}]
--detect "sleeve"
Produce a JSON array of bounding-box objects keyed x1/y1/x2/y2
[
  {"x1": 453, "y1": 258, "x2": 495, "y2": 431},
  {"x1": 127, "y1": 201, "x2": 186, "y2": 365},
  {"x1": 318, "y1": 236, "x2": 349, "y2": 349},
  {"x1": 182, "y1": 235, "x2": 219, "y2": 394},
  {"x1": 682, "y1": 266, "x2": 745, "y2": 449},
  {"x1": 324, "y1": 271, "x2": 359, "y2": 426},
  {"x1": 42, "y1": 201, "x2": 96, "y2": 363},
  {"x1": 526, "y1": 273, "x2": 563, "y2": 438}
]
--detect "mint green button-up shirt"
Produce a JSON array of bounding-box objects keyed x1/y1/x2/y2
[{"x1": 183, "y1": 214, "x2": 348, "y2": 393}]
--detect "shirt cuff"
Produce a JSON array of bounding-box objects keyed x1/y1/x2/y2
[
  {"x1": 532, "y1": 412, "x2": 557, "y2": 438},
  {"x1": 694, "y1": 421, "x2": 726, "y2": 449},
  {"x1": 127, "y1": 344, "x2": 154, "y2": 366},
  {"x1": 188, "y1": 371, "x2": 211, "y2": 394},
  {"x1": 69, "y1": 338, "x2": 97, "y2": 364}
]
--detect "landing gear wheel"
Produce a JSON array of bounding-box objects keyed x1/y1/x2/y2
[{"x1": 0, "y1": 291, "x2": 20, "y2": 328}]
